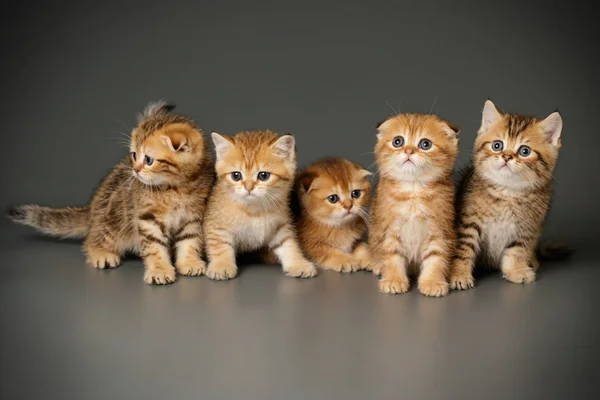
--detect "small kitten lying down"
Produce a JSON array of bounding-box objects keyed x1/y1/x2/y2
[
  {"x1": 294, "y1": 158, "x2": 372, "y2": 272},
  {"x1": 203, "y1": 130, "x2": 317, "y2": 280},
  {"x1": 369, "y1": 113, "x2": 460, "y2": 297},
  {"x1": 450, "y1": 100, "x2": 568, "y2": 288},
  {"x1": 9, "y1": 102, "x2": 214, "y2": 284}
]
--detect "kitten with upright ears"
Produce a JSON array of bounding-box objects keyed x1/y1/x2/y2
[
  {"x1": 449, "y1": 100, "x2": 567, "y2": 289},
  {"x1": 8, "y1": 101, "x2": 214, "y2": 285},
  {"x1": 203, "y1": 130, "x2": 317, "y2": 280},
  {"x1": 369, "y1": 113, "x2": 459, "y2": 297},
  {"x1": 294, "y1": 158, "x2": 372, "y2": 273}
]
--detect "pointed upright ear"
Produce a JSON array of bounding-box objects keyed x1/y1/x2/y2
[
  {"x1": 441, "y1": 121, "x2": 460, "y2": 138},
  {"x1": 539, "y1": 111, "x2": 563, "y2": 146},
  {"x1": 162, "y1": 131, "x2": 189, "y2": 152},
  {"x1": 480, "y1": 99, "x2": 503, "y2": 134},
  {"x1": 211, "y1": 132, "x2": 233, "y2": 159},
  {"x1": 298, "y1": 173, "x2": 318, "y2": 193},
  {"x1": 272, "y1": 134, "x2": 295, "y2": 159}
]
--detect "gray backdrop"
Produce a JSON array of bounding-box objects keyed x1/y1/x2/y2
[{"x1": 1, "y1": 1, "x2": 598, "y2": 399}]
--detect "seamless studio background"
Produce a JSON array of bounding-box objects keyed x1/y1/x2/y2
[{"x1": 1, "y1": 1, "x2": 599, "y2": 400}]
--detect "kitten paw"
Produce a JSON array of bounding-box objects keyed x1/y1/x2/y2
[
  {"x1": 176, "y1": 259, "x2": 206, "y2": 277},
  {"x1": 449, "y1": 273, "x2": 475, "y2": 290},
  {"x1": 87, "y1": 248, "x2": 120, "y2": 269},
  {"x1": 503, "y1": 268, "x2": 536, "y2": 284},
  {"x1": 367, "y1": 265, "x2": 382, "y2": 276},
  {"x1": 379, "y1": 277, "x2": 410, "y2": 294},
  {"x1": 418, "y1": 280, "x2": 449, "y2": 297},
  {"x1": 206, "y1": 262, "x2": 238, "y2": 280},
  {"x1": 285, "y1": 260, "x2": 318, "y2": 278},
  {"x1": 144, "y1": 266, "x2": 177, "y2": 285},
  {"x1": 323, "y1": 261, "x2": 358, "y2": 273}
]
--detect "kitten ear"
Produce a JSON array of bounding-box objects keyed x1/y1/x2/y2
[
  {"x1": 211, "y1": 132, "x2": 233, "y2": 158},
  {"x1": 298, "y1": 173, "x2": 318, "y2": 193},
  {"x1": 162, "y1": 132, "x2": 189, "y2": 152},
  {"x1": 539, "y1": 111, "x2": 563, "y2": 146},
  {"x1": 441, "y1": 121, "x2": 460, "y2": 138},
  {"x1": 356, "y1": 169, "x2": 372, "y2": 180},
  {"x1": 272, "y1": 134, "x2": 295, "y2": 159},
  {"x1": 480, "y1": 99, "x2": 502, "y2": 134},
  {"x1": 138, "y1": 100, "x2": 175, "y2": 123}
]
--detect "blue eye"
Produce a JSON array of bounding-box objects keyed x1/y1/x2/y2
[
  {"x1": 518, "y1": 145, "x2": 531, "y2": 157},
  {"x1": 418, "y1": 139, "x2": 432, "y2": 150},
  {"x1": 231, "y1": 171, "x2": 242, "y2": 181},
  {"x1": 257, "y1": 171, "x2": 271, "y2": 181},
  {"x1": 327, "y1": 195, "x2": 339, "y2": 204},
  {"x1": 351, "y1": 190, "x2": 361, "y2": 199},
  {"x1": 144, "y1": 155, "x2": 154, "y2": 166},
  {"x1": 392, "y1": 136, "x2": 404, "y2": 148},
  {"x1": 491, "y1": 141, "x2": 503, "y2": 152}
]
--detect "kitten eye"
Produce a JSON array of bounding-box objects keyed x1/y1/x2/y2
[
  {"x1": 130, "y1": 152, "x2": 137, "y2": 162},
  {"x1": 491, "y1": 140, "x2": 504, "y2": 152},
  {"x1": 418, "y1": 139, "x2": 432, "y2": 151},
  {"x1": 257, "y1": 171, "x2": 271, "y2": 181},
  {"x1": 144, "y1": 155, "x2": 154, "y2": 166},
  {"x1": 351, "y1": 190, "x2": 361, "y2": 199},
  {"x1": 327, "y1": 195, "x2": 339, "y2": 204},
  {"x1": 518, "y1": 145, "x2": 531, "y2": 157},
  {"x1": 392, "y1": 136, "x2": 404, "y2": 148},
  {"x1": 231, "y1": 171, "x2": 243, "y2": 181}
]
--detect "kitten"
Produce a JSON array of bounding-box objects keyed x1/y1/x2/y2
[
  {"x1": 203, "y1": 130, "x2": 317, "y2": 280},
  {"x1": 369, "y1": 113, "x2": 459, "y2": 297},
  {"x1": 8, "y1": 101, "x2": 214, "y2": 285},
  {"x1": 294, "y1": 158, "x2": 372, "y2": 272},
  {"x1": 449, "y1": 100, "x2": 565, "y2": 289}
]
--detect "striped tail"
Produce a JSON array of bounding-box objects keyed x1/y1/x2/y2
[
  {"x1": 537, "y1": 240, "x2": 574, "y2": 261},
  {"x1": 7, "y1": 205, "x2": 90, "y2": 239}
]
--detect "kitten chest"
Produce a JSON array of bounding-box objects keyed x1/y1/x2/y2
[
  {"x1": 482, "y1": 209, "x2": 518, "y2": 263},
  {"x1": 233, "y1": 215, "x2": 281, "y2": 252},
  {"x1": 394, "y1": 199, "x2": 431, "y2": 263}
]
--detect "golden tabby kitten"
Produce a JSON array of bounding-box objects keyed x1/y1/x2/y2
[
  {"x1": 369, "y1": 113, "x2": 459, "y2": 297},
  {"x1": 294, "y1": 158, "x2": 372, "y2": 272},
  {"x1": 8, "y1": 101, "x2": 214, "y2": 285},
  {"x1": 449, "y1": 100, "x2": 565, "y2": 289},
  {"x1": 203, "y1": 130, "x2": 317, "y2": 280}
]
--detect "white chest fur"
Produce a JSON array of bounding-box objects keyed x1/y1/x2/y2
[
  {"x1": 392, "y1": 197, "x2": 431, "y2": 263},
  {"x1": 233, "y1": 215, "x2": 281, "y2": 252},
  {"x1": 481, "y1": 211, "x2": 518, "y2": 263}
]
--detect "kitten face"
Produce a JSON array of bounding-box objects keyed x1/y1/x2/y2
[
  {"x1": 474, "y1": 100, "x2": 562, "y2": 190},
  {"x1": 130, "y1": 121, "x2": 206, "y2": 187},
  {"x1": 297, "y1": 158, "x2": 371, "y2": 226},
  {"x1": 375, "y1": 114, "x2": 459, "y2": 183},
  {"x1": 211, "y1": 131, "x2": 296, "y2": 205}
]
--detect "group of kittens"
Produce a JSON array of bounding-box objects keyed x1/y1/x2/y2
[{"x1": 9, "y1": 99, "x2": 568, "y2": 297}]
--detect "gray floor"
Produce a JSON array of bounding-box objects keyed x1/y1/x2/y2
[{"x1": 1, "y1": 221, "x2": 598, "y2": 400}]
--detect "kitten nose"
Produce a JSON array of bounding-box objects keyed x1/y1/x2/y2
[
  {"x1": 342, "y1": 201, "x2": 352, "y2": 211},
  {"x1": 133, "y1": 165, "x2": 142, "y2": 173},
  {"x1": 243, "y1": 181, "x2": 255, "y2": 192},
  {"x1": 502, "y1": 154, "x2": 513, "y2": 162},
  {"x1": 405, "y1": 148, "x2": 415, "y2": 155}
]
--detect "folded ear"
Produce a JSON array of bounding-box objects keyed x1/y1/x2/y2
[
  {"x1": 272, "y1": 134, "x2": 295, "y2": 159},
  {"x1": 211, "y1": 132, "x2": 233, "y2": 159},
  {"x1": 539, "y1": 111, "x2": 563, "y2": 147},
  {"x1": 480, "y1": 99, "x2": 503, "y2": 134},
  {"x1": 298, "y1": 173, "x2": 318, "y2": 193},
  {"x1": 356, "y1": 168, "x2": 372, "y2": 180},
  {"x1": 138, "y1": 100, "x2": 175, "y2": 123},
  {"x1": 162, "y1": 131, "x2": 189, "y2": 152},
  {"x1": 441, "y1": 120, "x2": 460, "y2": 138}
]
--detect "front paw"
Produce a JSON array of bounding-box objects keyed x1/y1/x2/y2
[
  {"x1": 503, "y1": 268, "x2": 536, "y2": 284},
  {"x1": 352, "y1": 243, "x2": 372, "y2": 270},
  {"x1": 87, "y1": 248, "x2": 120, "y2": 269},
  {"x1": 449, "y1": 272, "x2": 475, "y2": 290},
  {"x1": 144, "y1": 264, "x2": 177, "y2": 285},
  {"x1": 379, "y1": 276, "x2": 410, "y2": 294},
  {"x1": 322, "y1": 258, "x2": 360, "y2": 273},
  {"x1": 176, "y1": 259, "x2": 206, "y2": 277},
  {"x1": 418, "y1": 279, "x2": 449, "y2": 297},
  {"x1": 285, "y1": 260, "x2": 317, "y2": 278},
  {"x1": 206, "y1": 261, "x2": 238, "y2": 280}
]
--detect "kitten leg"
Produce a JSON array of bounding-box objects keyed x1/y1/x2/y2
[
  {"x1": 205, "y1": 229, "x2": 238, "y2": 280},
  {"x1": 378, "y1": 254, "x2": 410, "y2": 294},
  {"x1": 269, "y1": 224, "x2": 317, "y2": 278},
  {"x1": 417, "y1": 239, "x2": 450, "y2": 297},
  {"x1": 352, "y1": 242, "x2": 372, "y2": 271},
  {"x1": 138, "y1": 218, "x2": 176, "y2": 285},
  {"x1": 449, "y1": 220, "x2": 481, "y2": 290},
  {"x1": 312, "y1": 245, "x2": 361, "y2": 273},
  {"x1": 84, "y1": 228, "x2": 122, "y2": 269},
  {"x1": 173, "y1": 219, "x2": 206, "y2": 277},
  {"x1": 501, "y1": 241, "x2": 537, "y2": 284}
]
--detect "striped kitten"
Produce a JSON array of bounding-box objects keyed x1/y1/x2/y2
[
  {"x1": 449, "y1": 100, "x2": 564, "y2": 289},
  {"x1": 369, "y1": 114, "x2": 459, "y2": 297},
  {"x1": 294, "y1": 158, "x2": 372, "y2": 273},
  {"x1": 8, "y1": 101, "x2": 214, "y2": 285},
  {"x1": 203, "y1": 130, "x2": 317, "y2": 280}
]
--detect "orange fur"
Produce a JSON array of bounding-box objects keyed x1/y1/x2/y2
[
  {"x1": 369, "y1": 114, "x2": 459, "y2": 297},
  {"x1": 294, "y1": 158, "x2": 372, "y2": 272}
]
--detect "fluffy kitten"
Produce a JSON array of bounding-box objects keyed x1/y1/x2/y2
[
  {"x1": 294, "y1": 158, "x2": 372, "y2": 272},
  {"x1": 369, "y1": 114, "x2": 459, "y2": 297},
  {"x1": 203, "y1": 130, "x2": 317, "y2": 280},
  {"x1": 449, "y1": 100, "x2": 565, "y2": 289},
  {"x1": 8, "y1": 101, "x2": 214, "y2": 285}
]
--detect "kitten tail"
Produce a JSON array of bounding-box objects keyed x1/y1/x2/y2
[
  {"x1": 7, "y1": 205, "x2": 90, "y2": 239},
  {"x1": 537, "y1": 241, "x2": 574, "y2": 261}
]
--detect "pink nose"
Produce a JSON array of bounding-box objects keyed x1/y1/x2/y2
[{"x1": 502, "y1": 154, "x2": 513, "y2": 162}]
